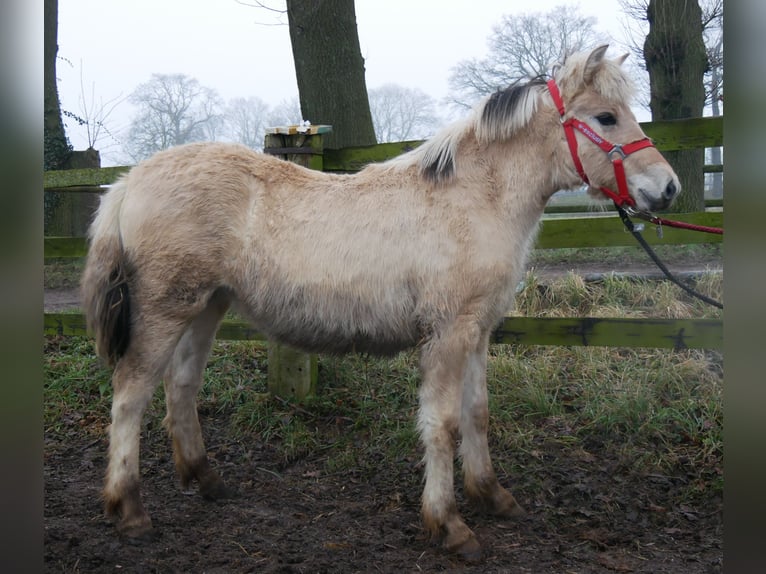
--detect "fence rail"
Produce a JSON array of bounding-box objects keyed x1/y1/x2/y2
[
  {"x1": 44, "y1": 313, "x2": 722, "y2": 350},
  {"x1": 43, "y1": 208, "x2": 722, "y2": 259}
]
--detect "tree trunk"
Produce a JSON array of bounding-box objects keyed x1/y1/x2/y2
[
  {"x1": 286, "y1": 0, "x2": 377, "y2": 149},
  {"x1": 44, "y1": 0, "x2": 70, "y2": 170},
  {"x1": 708, "y1": 39, "x2": 723, "y2": 199},
  {"x1": 643, "y1": 0, "x2": 708, "y2": 212}
]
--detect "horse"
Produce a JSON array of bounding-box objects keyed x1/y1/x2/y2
[{"x1": 81, "y1": 45, "x2": 679, "y2": 560}]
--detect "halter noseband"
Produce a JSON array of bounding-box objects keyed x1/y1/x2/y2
[{"x1": 546, "y1": 79, "x2": 655, "y2": 208}]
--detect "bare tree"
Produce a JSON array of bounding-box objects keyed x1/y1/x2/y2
[
  {"x1": 265, "y1": 97, "x2": 303, "y2": 128},
  {"x1": 224, "y1": 96, "x2": 271, "y2": 149},
  {"x1": 124, "y1": 74, "x2": 223, "y2": 161},
  {"x1": 448, "y1": 5, "x2": 604, "y2": 109},
  {"x1": 368, "y1": 84, "x2": 440, "y2": 143},
  {"x1": 68, "y1": 66, "x2": 125, "y2": 154}
]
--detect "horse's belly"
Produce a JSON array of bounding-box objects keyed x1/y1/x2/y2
[{"x1": 237, "y1": 283, "x2": 422, "y2": 356}]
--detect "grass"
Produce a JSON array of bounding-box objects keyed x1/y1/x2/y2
[
  {"x1": 514, "y1": 268, "x2": 723, "y2": 319},
  {"x1": 528, "y1": 242, "x2": 721, "y2": 268},
  {"x1": 44, "y1": 258, "x2": 85, "y2": 290},
  {"x1": 44, "y1": 268, "x2": 723, "y2": 501},
  {"x1": 44, "y1": 336, "x2": 113, "y2": 436}
]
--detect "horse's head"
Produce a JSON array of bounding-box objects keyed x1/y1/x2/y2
[{"x1": 551, "y1": 45, "x2": 680, "y2": 212}]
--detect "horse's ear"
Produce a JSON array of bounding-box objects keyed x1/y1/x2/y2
[
  {"x1": 615, "y1": 52, "x2": 629, "y2": 66},
  {"x1": 583, "y1": 44, "x2": 610, "y2": 84}
]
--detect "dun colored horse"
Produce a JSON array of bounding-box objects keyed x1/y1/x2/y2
[{"x1": 82, "y1": 45, "x2": 679, "y2": 559}]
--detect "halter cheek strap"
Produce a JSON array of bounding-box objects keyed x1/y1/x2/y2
[{"x1": 547, "y1": 79, "x2": 655, "y2": 208}]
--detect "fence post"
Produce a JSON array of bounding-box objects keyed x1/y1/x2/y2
[
  {"x1": 262, "y1": 124, "x2": 332, "y2": 401},
  {"x1": 45, "y1": 147, "x2": 101, "y2": 235}
]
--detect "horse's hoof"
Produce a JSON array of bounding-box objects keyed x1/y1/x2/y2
[
  {"x1": 485, "y1": 486, "x2": 527, "y2": 519},
  {"x1": 453, "y1": 536, "x2": 483, "y2": 563},
  {"x1": 442, "y1": 528, "x2": 483, "y2": 563},
  {"x1": 121, "y1": 527, "x2": 160, "y2": 545},
  {"x1": 498, "y1": 499, "x2": 526, "y2": 519},
  {"x1": 117, "y1": 517, "x2": 155, "y2": 540},
  {"x1": 200, "y1": 479, "x2": 237, "y2": 501}
]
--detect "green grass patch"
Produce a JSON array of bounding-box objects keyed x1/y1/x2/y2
[
  {"x1": 514, "y1": 269, "x2": 722, "y2": 319},
  {"x1": 226, "y1": 348, "x2": 422, "y2": 470},
  {"x1": 44, "y1": 258, "x2": 85, "y2": 290},
  {"x1": 44, "y1": 336, "x2": 112, "y2": 436}
]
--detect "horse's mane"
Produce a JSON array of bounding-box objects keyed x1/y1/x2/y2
[{"x1": 394, "y1": 77, "x2": 549, "y2": 184}]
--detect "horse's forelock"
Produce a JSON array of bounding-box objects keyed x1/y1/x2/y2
[
  {"x1": 555, "y1": 50, "x2": 635, "y2": 106},
  {"x1": 589, "y1": 59, "x2": 635, "y2": 104}
]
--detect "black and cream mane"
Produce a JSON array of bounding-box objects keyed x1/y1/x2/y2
[{"x1": 395, "y1": 77, "x2": 549, "y2": 183}]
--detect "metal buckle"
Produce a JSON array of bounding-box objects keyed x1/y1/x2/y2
[
  {"x1": 608, "y1": 144, "x2": 626, "y2": 160},
  {"x1": 624, "y1": 207, "x2": 658, "y2": 225}
]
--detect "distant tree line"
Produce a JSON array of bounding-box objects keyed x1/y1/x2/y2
[{"x1": 121, "y1": 74, "x2": 444, "y2": 162}]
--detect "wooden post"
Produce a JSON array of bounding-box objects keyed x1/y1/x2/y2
[
  {"x1": 46, "y1": 148, "x2": 101, "y2": 236},
  {"x1": 263, "y1": 124, "x2": 331, "y2": 401}
]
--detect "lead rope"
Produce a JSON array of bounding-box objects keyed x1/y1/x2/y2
[{"x1": 616, "y1": 205, "x2": 723, "y2": 309}]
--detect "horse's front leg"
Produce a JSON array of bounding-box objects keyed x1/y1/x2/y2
[
  {"x1": 418, "y1": 316, "x2": 483, "y2": 560},
  {"x1": 459, "y1": 335, "x2": 526, "y2": 519}
]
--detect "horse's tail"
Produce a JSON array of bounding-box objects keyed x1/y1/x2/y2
[{"x1": 81, "y1": 176, "x2": 133, "y2": 367}]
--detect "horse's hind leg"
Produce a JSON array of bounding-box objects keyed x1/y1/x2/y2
[
  {"x1": 162, "y1": 289, "x2": 232, "y2": 500},
  {"x1": 459, "y1": 335, "x2": 525, "y2": 519},
  {"x1": 104, "y1": 321, "x2": 182, "y2": 537}
]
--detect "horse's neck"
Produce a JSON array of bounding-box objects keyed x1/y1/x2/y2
[{"x1": 484, "y1": 138, "x2": 556, "y2": 223}]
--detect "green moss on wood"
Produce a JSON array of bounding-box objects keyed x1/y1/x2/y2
[
  {"x1": 44, "y1": 211, "x2": 722, "y2": 259},
  {"x1": 44, "y1": 237, "x2": 88, "y2": 258},
  {"x1": 323, "y1": 140, "x2": 423, "y2": 171},
  {"x1": 44, "y1": 313, "x2": 721, "y2": 350},
  {"x1": 493, "y1": 316, "x2": 722, "y2": 349},
  {"x1": 44, "y1": 166, "x2": 130, "y2": 190},
  {"x1": 640, "y1": 116, "x2": 722, "y2": 151}
]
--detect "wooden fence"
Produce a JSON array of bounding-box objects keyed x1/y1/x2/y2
[{"x1": 44, "y1": 116, "x2": 723, "y2": 395}]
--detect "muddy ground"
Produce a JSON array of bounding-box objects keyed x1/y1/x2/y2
[
  {"x1": 44, "y1": 259, "x2": 723, "y2": 573},
  {"x1": 44, "y1": 412, "x2": 722, "y2": 574}
]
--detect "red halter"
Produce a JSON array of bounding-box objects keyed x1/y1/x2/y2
[{"x1": 546, "y1": 79, "x2": 655, "y2": 208}]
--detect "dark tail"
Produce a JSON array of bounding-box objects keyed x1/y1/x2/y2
[{"x1": 81, "y1": 178, "x2": 133, "y2": 367}]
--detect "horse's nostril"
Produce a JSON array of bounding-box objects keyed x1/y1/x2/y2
[{"x1": 664, "y1": 180, "x2": 678, "y2": 200}]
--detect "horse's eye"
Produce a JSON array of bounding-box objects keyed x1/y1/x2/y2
[{"x1": 595, "y1": 113, "x2": 617, "y2": 126}]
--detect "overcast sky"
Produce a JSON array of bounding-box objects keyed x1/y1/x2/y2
[{"x1": 56, "y1": 0, "x2": 636, "y2": 163}]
